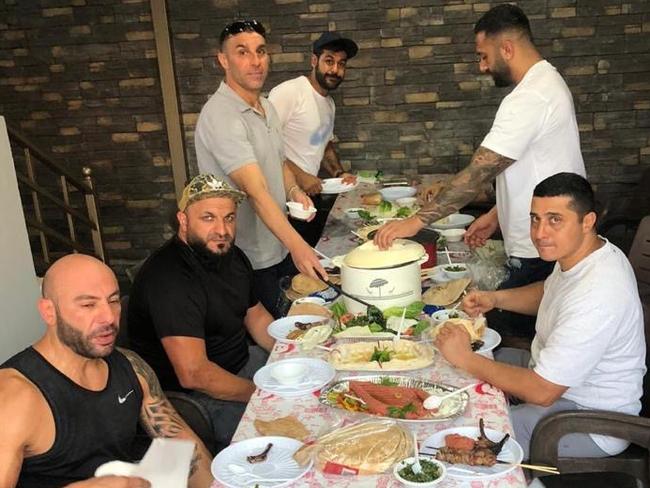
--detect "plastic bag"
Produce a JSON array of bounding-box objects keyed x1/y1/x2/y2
[{"x1": 466, "y1": 240, "x2": 509, "y2": 291}]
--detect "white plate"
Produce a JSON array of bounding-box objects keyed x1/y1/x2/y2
[
  {"x1": 422, "y1": 426, "x2": 523, "y2": 481},
  {"x1": 254, "y1": 357, "x2": 336, "y2": 398},
  {"x1": 477, "y1": 328, "x2": 501, "y2": 354},
  {"x1": 321, "y1": 177, "x2": 358, "y2": 194},
  {"x1": 430, "y1": 213, "x2": 475, "y2": 230},
  {"x1": 211, "y1": 436, "x2": 312, "y2": 488},
  {"x1": 267, "y1": 315, "x2": 332, "y2": 344}
]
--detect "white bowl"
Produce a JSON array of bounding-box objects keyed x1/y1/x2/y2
[
  {"x1": 294, "y1": 296, "x2": 327, "y2": 306},
  {"x1": 270, "y1": 362, "x2": 307, "y2": 385},
  {"x1": 396, "y1": 196, "x2": 417, "y2": 208},
  {"x1": 287, "y1": 201, "x2": 317, "y2": 220},
  {"x1": 442, "y1": 263, "x2": 469, "y2": 279},
  {"x1": 379, "y1": 186, "x2": 418, "y2": 202},
  {"x1": 440, "y1": 228, "x2": 466, "y2": 242},
  {"x1": 394, "y1": 456, "x2": 446, "y2": 487},
  {"x1": 431, "y1": 308, "x2": 469, "y2": 325},
  {"x1": 344, "y1": 207, "x2": 364, "y2": 219}
]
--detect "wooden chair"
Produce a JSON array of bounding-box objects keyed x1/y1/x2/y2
[{"x1": 529, "y1": 231, "x2": 650, "y2": 487}]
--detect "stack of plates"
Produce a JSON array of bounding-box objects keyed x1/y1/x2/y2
[{"x1": 253, "y1": 358, "x2": 335, "y2": 398}]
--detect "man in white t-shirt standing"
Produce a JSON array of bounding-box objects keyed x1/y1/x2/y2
[
  {"x1": 268, "y1": 32, "x2": 358, "y2": 246},
  {"x1": 436, "y1": 173, "x2": 646, "y2": 460},
  {"x1": 374, "y1": 4, "x2": 585, "y2": 341}
]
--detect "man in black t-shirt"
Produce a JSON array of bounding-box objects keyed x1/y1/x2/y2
[
  {"x1": 0, "y1": 254, "x2": 213, "y2": 488},
  {"x1": 128, "y1": 174, "x2": 275, "y2": 448}
]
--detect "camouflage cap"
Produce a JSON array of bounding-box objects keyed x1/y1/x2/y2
[{"x1": 178, "y1": 174, "x2": 246, "y2": 211}]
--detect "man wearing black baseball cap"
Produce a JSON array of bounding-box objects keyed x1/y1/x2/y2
[{"x1": 268, "y1": 31, "x2": 358, "y2": 246}]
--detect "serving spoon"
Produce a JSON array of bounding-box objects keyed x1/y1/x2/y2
[{"x1": 423, "y1": 383, "x2": 478, "y2": 410}]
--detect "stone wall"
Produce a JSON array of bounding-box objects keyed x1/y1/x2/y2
[{"x1": 1, "y1": 0, "x2": 649, "y2": 285}]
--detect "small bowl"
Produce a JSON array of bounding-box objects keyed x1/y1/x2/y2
[
  {"x1": 394, "y1": 456, "x2": 446, "y2": 487},
  {"x1": 431, "y1": 308, "x2": 469, "y2": 325},
  {"x1": 379, "y1": 186, "x2": 418, "y2": 202},
  {"x1": 396, "y1": 196, "x2": 417, "y2": 208},
  {"x1": 440, "y1": 228, "x2": 465, "y2": 242},
  {"x1": 270, "y1": 362, "x2": 307, "y2": 385},
  {"x1": 287, "y1": 201, "x2": 317, "y2": 220},
  {"x1": 443, "y1": 263, "x2": 469, "y2": 279},
  {"x1": 344, "y1": 207, "x2": 364, "y2": 219},
  {"x1": 294, "y1": 296, "x2": 327, "y2": 306}
]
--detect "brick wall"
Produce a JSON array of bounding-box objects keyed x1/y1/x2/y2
[
  {"x1": 2, "y1": 0, "x2": 649, "y2": 285},
  {"x1": 0, "y1": 0, "x2": 176, "y2": 285}
]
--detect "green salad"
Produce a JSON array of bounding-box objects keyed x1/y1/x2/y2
[{"x1": 398, "y1": 458, "x2": 442, "y2": 483}]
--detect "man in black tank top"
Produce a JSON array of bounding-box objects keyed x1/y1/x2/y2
[{"x1": 0, "y1": 254, "x2": 213, "y2": 488}]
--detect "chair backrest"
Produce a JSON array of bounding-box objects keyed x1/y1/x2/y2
[
  {"x1": 165, "y1": 391, "x2": 219, "y2": 456},
  {"x1": 630, "y1": 216, "x2": 650, "y2": 299}
]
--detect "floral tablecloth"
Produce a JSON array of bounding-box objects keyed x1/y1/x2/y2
[{"x1": 212, "y1": 179, "x2": 525, "y2": 488}]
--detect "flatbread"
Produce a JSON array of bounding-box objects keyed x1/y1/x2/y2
[
  {"x1": 431, "y1": 316, "x2": 486, "y2": 342},
  {"x1": 254, "y1": 415, "x2": 310, "y2": 441},
  {"x1": 291, "y1": 273, "x2": 328, "y2": 295},
  {"x1": 423, "y1": 278, "x2": 471, "y2": 306},
  {"x1": 294, "y1": 420, "x2": 412, "y2": 474},
  {"x1": 329, "y1": 340, "x2": 435, "y2": 371},
  {"x1": 287, "y1": 303, "x2": 331, "y2": 317}
]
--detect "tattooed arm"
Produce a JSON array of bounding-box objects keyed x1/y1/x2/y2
[
  {"x1": 119, "y1": 348, "x2": 213, "y2": 488},
  {"x1": 373, "y1": 147, "x2": 515, "y2": 249}
]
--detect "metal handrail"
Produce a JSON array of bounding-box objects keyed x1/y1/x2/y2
[{"x1": 7, "y1": 124, "x2": 107, "y2": 268}]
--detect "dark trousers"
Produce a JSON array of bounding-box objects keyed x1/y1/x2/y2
[
  {"x1": 253, "y1": 254, "x2": 297, "y2": 319},
  {"x1": 289, "y1": 193, "x2": 337, "y2": 247},
  {"x1": 486, "y1": 256, "x2": 555, "y2": 341}
]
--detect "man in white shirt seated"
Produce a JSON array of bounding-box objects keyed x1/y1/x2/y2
[{"x1": 435, "y1": 172, "x2": 646, "y2": 459}]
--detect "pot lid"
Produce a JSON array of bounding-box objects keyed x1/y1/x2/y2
[{"x1": 343, "y1": 239, "x2": 426, "y2": 269}]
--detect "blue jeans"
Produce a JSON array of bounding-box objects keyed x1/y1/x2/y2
[
  {"x1": 486, "y1": 256, "x2": 555, "y2": 340},
  {"x1": 189, "y1": 345, "x2": 269, "y2": 451},
  {"x1": 253, "y1": 254, "x2": 297, "y2": 319}
]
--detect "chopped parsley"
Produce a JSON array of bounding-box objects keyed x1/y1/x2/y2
[{"x1": 387, "y1": 402, "x2": 417, "y2": 419}]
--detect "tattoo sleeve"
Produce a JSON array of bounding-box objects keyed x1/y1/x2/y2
[
  {"x1": 416, "y1": 146, "x2": 515, "y2": 225},
  {"x1": 119, "y1": 348, "x2": 202, "y2": 477}
]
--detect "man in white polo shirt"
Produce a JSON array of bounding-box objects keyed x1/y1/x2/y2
[
  {"x1": 268, "y1": 31, "x2": 358, "y2": 246},
  {"x1": 436, "y1": 173, "x2": 646, "y2": 460}
]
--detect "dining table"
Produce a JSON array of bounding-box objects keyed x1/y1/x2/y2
[{"x1": 211, "y1": 176, "x2": 526, "y2": 488}]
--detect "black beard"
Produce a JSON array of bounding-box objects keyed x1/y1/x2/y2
[
  {"x1": 490, "y1": 61, "x2": 513, "y2": 87},
  {"x1": 56, "y1": 310, "x2": 117, "y2": 358},
  {"x1": 187, "y1": 239, "x2": 234, "y2": 272},
  {"x1": 315, "y1": 69, "x2": 342, "y2": 92}
]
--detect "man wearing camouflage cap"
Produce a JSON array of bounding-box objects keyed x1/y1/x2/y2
[{"x1": 128, "y1": 174, "x2": 275, "y2": 448}]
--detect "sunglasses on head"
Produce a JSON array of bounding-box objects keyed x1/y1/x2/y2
[{"x1": 219, "y1": 20, "x2": 266, "y2": 45}]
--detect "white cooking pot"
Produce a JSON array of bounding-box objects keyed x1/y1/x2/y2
[{"x1": 332, "y1": 240, "x2": 427, "y2": 314}]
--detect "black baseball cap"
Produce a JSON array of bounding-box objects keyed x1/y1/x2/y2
[{"x1": 312, "y1": 31, "x2": 358, "y2": 59}]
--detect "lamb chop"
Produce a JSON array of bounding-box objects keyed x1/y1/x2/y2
[{"x1": 434, "y1": 418, "x2": 510, "y2": 467}]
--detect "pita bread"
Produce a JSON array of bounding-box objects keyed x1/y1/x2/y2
[
  {"x1": 254, "y1": 416, "x2": 310, "y2": 441},
  {"x1": 287, "y1": 302, "x2": 331, "y2": 317},
  {"x1": 423, "y1": 278, "x2": 471, "y2": 306},
  {"x1": 431, "y1": 316, "x2": 486, "y2": 342},
  {"x1": 294, "y1": 420, "x2": 412, "y2": 474},
  {"x1": 291, "y1": 273, "x2": 328, "y2": 295}
]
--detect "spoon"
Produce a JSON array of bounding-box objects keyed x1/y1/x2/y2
[
  {"x1": 227, "y1": 464, "x2": 292, "y2": 482},
  {"x1": 423, "y1": 383, "x2": 478, "y2": 410},
  {"x1": 411, "y1": 431, "x2": 423, "y2": 475},
  {"x1": 320, "y1": 279, "x2": 385, "y2": 325}
]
